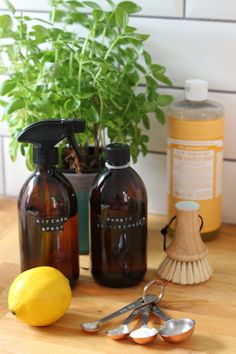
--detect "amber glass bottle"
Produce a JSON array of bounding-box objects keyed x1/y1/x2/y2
[
  {"x1": 90, "y1": 143, "x2": 147, "y2": 288},
  {"x1": 17, "y1": 120, "x2": 85, "y2": 287},
  {"x1": 18, "y1": 165, "x2": 79, "y2": 287}
]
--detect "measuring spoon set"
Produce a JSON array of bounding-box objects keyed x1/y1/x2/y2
[{"x1": 80, "y1": 280, "x2": 195, "y2": 345}]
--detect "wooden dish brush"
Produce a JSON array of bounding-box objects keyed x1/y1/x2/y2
[{"x1": 157, "y1": 201, "x2": 212, "y2": 285}]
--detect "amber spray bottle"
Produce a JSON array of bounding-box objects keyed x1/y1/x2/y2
[
  {"x1": 17, "y1": 119, "x2": 85, "y2": 287},
  {"x1": 90, "y1": 143, "x2": 148, "y2": 288}
]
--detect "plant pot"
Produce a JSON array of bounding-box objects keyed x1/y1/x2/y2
[{"x1": 64, "y1": 172, "x2": 97, "y2": 254}]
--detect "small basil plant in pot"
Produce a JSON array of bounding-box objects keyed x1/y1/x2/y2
[{"x1": 0, "y1": 0, "x2": 173, "y2": 253}]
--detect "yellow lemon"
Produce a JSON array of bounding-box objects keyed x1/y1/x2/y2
[{"x1": 8, "y1": 266, "x2": 72, "y2": 326}]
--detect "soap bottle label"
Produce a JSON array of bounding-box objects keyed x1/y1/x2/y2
[{"x1": 167, "y1": 117, "x2": 224, "y2": 233}]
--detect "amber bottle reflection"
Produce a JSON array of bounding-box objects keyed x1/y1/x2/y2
[
  {"x1": 18, "y1": 165, "x2": 79, "y2": 287},
  {"x1": 90, "y1": 143, "x2": 147, "y2": 288}
]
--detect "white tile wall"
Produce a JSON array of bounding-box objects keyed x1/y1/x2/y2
[
  {"x1": 186, "y1": 0, "x2": 236, "y2": 21},
  {"x1": 0, "y1": 121, "x2": 9, "y2": 136},
  {"x1": 3, "y1": 137, "x2": 31, "y2": 196},
  {"x1": 0, "y1": 0, "x2": 184, "y2": 17},
  {"x1": 0, "y1": 138, "x2": 4, "y2": 195},
  {"x1": 222, "y1": 161, "x2": 236, "y2": 223},
  {"x1": 0, "y1": 0, "x2": 236, "y2": 224},
  {"x1": 134, "y1": 0, "x2": 183, "y2": 18},
  {"x1": 131, "y1": 18, "x2": 236, "y2": 92},
  {"x1": 131, "y1": 154, "x2": 167, "y2": 215}
]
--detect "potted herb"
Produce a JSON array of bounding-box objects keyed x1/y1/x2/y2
[{"x1": 0, "y1": 0, "x2": 173, "y2": 252}]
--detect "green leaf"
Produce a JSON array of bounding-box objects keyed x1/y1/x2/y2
[
  {"x1": 9, "y1": 138, "x2": 18, "y2": 161},
  {"x1": 51, "y1": 9, "x2": 65, "y2": 22},
  {"x1": 141, "y1": 143, "x2": 148, "y2": 156},
  {"x1": 143, "y1": 50, "x2": 152, "y2": 66},
  {"x1": 106, "y1": 0, "x2": 116, "y2": 9},
  {"x1": 0, "y1": 99, "x2": 8, "y2": 107},
  {"x1": 83, "y1": 1, "x2": 101, "y2": 9},
  {"x1": 146, "y1": 75, "x2": 158, "y2": 90},
  {"x1": 155, "y1": 73, "x2": 173, "y2": 86},
  {"x1": 142, "y1": 114, "x2": 150, "y2": 129},
  {"x1": 0, "y1": 79, "x2": 16, "y2": 95},
  {"x1": 134, "y1": 62, "x2": 146, "y2": 74},
  {"x1": 6, "y1": 98, "x2": 25, "y2": 114},
  {"x1": 151, "y1": 63, "x2": 166, "y2": 76},
  {"x1": 130, "y1": 143, "x2": 138, "y2": 163},
  {"x1": 32, "y1": 25, "x2": 49, "y2": 34},
  {"x1": 157, "y1": 94, "x2": 173, "y2": 106},
  {"x1": 92, "y1": 9, "x2": 105, "y2": 22},
  {"x1": 79, "y1": 91, "x2": 94, "y2": 99},
  {"x1": 117, "y1": 1, "x2": 141, "y2": 14},
  {"x1": 0, "y1": 14, "x2": 13, "y2": 33},
  {"x1": 3, "y1": 0, "x2": 15, "y2": 14},
  {"x1": 69, "y1": 12, "x2": 92, "y2": 26},
  {"x1": 127, "y1": 33, "x2": 149, "y2": 41},
  {"x1": 155, "y1": 107, "x2": 166, "y2": 124},
  {"x1": 115, "y1": 7, "x2": 128, "y2": 31},
  {"x1": 126, "y1": 26, "x2": 136, "y2": 33},
  {"x1": 64, "y1": 97, "x2": 81, "y2": 111},
  {"x1": 141, "y1": 134, "x2": 149, "y2": 143},
  {"x1": 88, "y1": 105, "x2": 100, "y2": 123}
]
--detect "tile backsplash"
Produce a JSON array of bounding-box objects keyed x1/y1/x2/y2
[{"x1": 0, "y1": 0, "x2": 236, "y2": 224}]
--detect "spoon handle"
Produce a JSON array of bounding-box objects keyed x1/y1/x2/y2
[
  {"x1": 140, "y1": 304, "x2": 152, "y2": 327},
  {"x1": 122, "y1": 306, "x2": 144, "y2": 325},
  {"x1": 151, "y1": 304, "x2": 172, "y2": 322},
  {"x1": 99, "y1": 294, "x2": 157, "y2": 325}
]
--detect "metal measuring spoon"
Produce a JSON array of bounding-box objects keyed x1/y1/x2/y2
[
  {"x1": 151, "y1": 304, "x2": 195, "y2": 343},
  {"x1": 129, "y1": 304, "x2": 158, "y2": 344},
  {"x1": 105, "y1": 306, "x2": 144, "y2": 339},
  {"x1": 80, "y1": 294, "x2": 157, "y2": 333}
]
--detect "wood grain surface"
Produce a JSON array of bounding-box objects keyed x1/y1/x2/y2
[{"x1": 0, "y1": 197, "x2": 236, "y2": 353}]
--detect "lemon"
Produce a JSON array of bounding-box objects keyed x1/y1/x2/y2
[{"x1": 8, "y1": 266, "x2": 72, "y2": 326}]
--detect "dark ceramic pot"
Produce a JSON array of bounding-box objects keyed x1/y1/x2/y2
[{"x1": 64, "y1": 172, "x2": 97, "y2": 254}]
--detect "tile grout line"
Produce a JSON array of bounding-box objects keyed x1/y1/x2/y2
[
  {"x1": 1, "y1": 8, "x2": 236, "y2": 24},
  {"x1": 148, "y1": 150, "x2": 236, "y2": 163},
  {"x1": 139, "y1": 83, "x2": 236, "y2": 95},
  {"x1": 183, "y1": 0, "x2": 186, "y2": 18}
]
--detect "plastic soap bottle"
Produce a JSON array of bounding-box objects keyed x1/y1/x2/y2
[
  {"x1": 89, "y1": 143, "x2": 147, "y2": 288},
  {"x1": 167, "y1": 79, "x2": 224, "y2": 241},
  {"x1": 17, "y1": 119, "x2": 85, "y2": 287}
]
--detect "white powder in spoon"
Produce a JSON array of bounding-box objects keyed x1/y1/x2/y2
[{"x1": 130, "y1": 327, "x2": 158, "y2": 339}]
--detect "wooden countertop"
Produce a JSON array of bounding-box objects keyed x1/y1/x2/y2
[{"x1": 0, "y1": 197, "x2": 236, "y2": 353}]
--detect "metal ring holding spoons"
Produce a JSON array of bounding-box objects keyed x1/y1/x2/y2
[{"x1": 142, "y1": 279, "x2": 165, "y2": 303}]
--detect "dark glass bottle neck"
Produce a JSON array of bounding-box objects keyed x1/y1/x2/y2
[{"x1": 36, "y1": 165, "x2": 55, "y2": 174}]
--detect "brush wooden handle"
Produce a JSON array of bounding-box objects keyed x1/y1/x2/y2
[{"x1": 166, "y1": 202, "x2": 208, "y2": 262}]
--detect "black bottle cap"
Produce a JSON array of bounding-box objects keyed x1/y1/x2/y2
[
  {"x1": 104, "y1": 143, "x2": 130, "y2": 166},
  {"x1": 33, "y1": 147, "x2": 58, "y2": 166},
  {"x1": 17, "y1": 119, "x2": 85, "y2": 166}
]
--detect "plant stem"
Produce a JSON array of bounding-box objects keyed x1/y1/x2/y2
[
  {"x1": 94, "y1": 36, "x2": 120, "y2": 82},
  {"x1": 51, "y1": 6, "x2": 56, "y2": 23},
  {"x1": 78, "y1": 31, "x2": 92, "y2": 94},
  {"x1": 122, "y1": 69, "x2": 154, "y2": 118},
  {"x1": 69, "y1": 51, "x2": 73, "y2": 79}
]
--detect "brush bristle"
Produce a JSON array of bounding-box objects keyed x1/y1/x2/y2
[{"x1": 157, "y1": 256, "x2": 212, "y2": 285}]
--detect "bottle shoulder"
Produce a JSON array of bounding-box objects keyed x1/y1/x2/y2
[
  {"x1": 169, "y1": 99, "x2": 224, "y2": 120},
  {"x1": 18, "y1": 168, "x2": 77, "y2": 212},
  {"x1": 90, "y1": 167, "x2": 147, "y2": 199}
]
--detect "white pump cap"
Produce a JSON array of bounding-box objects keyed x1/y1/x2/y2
[{"x1": 185, "y1": 79, "x2": 208, "y2": 101}]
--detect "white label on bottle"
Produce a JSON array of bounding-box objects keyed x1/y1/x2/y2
[
  {"x1": 216, "y1": 151, "x2": 223, "y2": 197},
  {"x1": 35, "y1": 216, "x2": 68, "y2": 232},
  {"x1": 168, "y1": 138, "x2": 223, "y2": 200}
]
